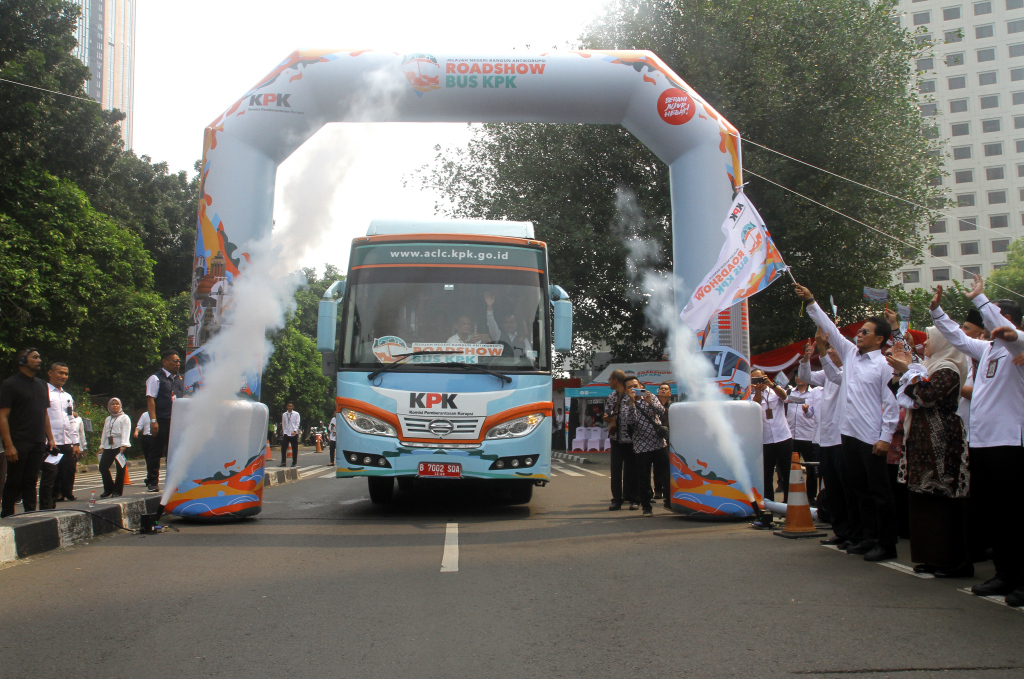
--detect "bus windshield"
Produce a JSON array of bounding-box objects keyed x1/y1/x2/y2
[{"x1": 339, "y1": 265, "x2": 550, "y2": 372}]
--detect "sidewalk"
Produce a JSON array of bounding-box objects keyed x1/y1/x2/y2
[{"x1": 1, "y1": 445, "x2": 329, "y2": 564}]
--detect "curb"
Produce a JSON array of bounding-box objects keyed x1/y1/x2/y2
[
  {"x1": 0, "y1": 496, "x2": 161, "y2": 564},
  {"x1": 0, "y1": 466, "x2": 306, "y2": 564},
  {"x1": 263, "y1": 467, "x2": 299, "y2": 487},
  {"x1": 552, "y1": 451, "x2": 595, "y2": 465}
]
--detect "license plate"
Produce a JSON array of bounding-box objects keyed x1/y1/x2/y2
[{"x1": 418, "y1": 462, "x2": 462, "y2": 478}]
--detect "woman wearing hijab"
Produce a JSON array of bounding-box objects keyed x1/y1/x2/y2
[
  {"x1": 888, "y1": 326, "x2": 971, "y2": 577},
  {"x1": 99, "y1": 398, "x2": 132, "y2": 498}
]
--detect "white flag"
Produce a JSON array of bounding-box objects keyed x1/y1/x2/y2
[{"x1": 680, "y1": 196, "x2": 787, "y2": 333}]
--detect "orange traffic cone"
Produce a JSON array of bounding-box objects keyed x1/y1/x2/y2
[
  {"x1": 265, "y1": 441, "x2": 273, "y2": 461},
  {"x1": 774, "y1": 452, "x2": 825, "y2": 539},
  {"x1": 315, "y1": 434, "x2": 322, "y2": 453},
  {"x1": 124, "y1": 462, "x2": 133, "y2": 485}
]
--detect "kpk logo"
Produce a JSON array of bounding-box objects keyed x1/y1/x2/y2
[
  {"x1": 409, "y1": 393, "x2": 459, "y2": 409},
  {"x1": 401, "y1": 53, "x2": 442, "y2": 93},
  {"x1": 247, "y1": 93, "x2": 291, "y2": 107},
  {"x1": 729, "y1": 203, "x2": 746, "y2": 222}
]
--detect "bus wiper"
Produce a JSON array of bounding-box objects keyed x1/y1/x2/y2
[
  {"x1": 443, "y1": 361, "x2": 513, "y2": 384},
  {"x1": 366, "y1": 350, "x2": 456, "y2": 381}
]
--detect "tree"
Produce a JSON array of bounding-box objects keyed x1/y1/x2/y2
[
  {"x1": 0, "y1": 0, "x2": 124, "y2": 194},
  {"x1": 293, "y1": 264, "x2": 346, "y2": 339},
  {"x1": 988, "y1": 240, "x2": 1024, "y2": 302},
  {"x1": 90, "y1": 154, "x2": 201, "y2": 298},
  {"x1": 423, "y1": 0, "x2": 940, "y2": 359},
  {"x1": 261, "y1": 318, "x2": 333, "y2": 430},
  {"x1": 0, "y1": 168, "x2": 170, "y2": 405}
]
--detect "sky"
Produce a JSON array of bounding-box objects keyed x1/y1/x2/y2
[{"x1": 132, "y1": 0, "x2": 608, "y2": 272}]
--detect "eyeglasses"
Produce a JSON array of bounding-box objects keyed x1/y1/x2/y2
[{"x1": 856, "y1": 329, "x2": 873, "y2": 336}]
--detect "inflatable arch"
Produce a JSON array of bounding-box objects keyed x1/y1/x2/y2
[
  {"x1": 187, "y1": 49, "x2": 744, "y2": 392},
  {"x1": 172, "y1": 50, "x2": 747, "y2": 519}
]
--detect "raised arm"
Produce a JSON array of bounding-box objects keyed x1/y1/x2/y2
[
  {"x1": 794, "y1": 284, "x2": 855, "y2": 361},
  {"x1": 929, "y1": 285, "x2": 989, "y2": 361},
  {"x1": 972, "y1": 292, "x2": 1024, "y2": 356}
]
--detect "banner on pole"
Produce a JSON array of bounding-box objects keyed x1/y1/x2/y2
[
  {"x1": 863, "y1": 287, "x2": 889, "y2": 303},
  {"x1": 680, "y1": 196, "x2": 788, "y2": 333},
  {"x1": 897, "y1": 303, "x2": 911, "y2": 334}
]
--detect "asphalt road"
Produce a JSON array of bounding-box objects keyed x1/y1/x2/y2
[{"x1": 1, "y1": 454, "x2": 1022, "y2": 679}]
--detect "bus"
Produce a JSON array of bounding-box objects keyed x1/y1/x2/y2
[{"x1": 317, "y1": 219, "x2": 572, "y2": 504}]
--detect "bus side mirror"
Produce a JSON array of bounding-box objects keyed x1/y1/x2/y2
[
  {"x1": 549, "y1": 285, "x2": 572, "y2": 354},
  {"x1": 318, "y1": 280, "x2": 346, "y2": 376}
]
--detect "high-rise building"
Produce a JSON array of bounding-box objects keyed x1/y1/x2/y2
[
  {"x1": 897, "y1": 0, "x2": 1022, "y2": 289},
  {"x1": 71, "y1": 0, "x2": 136, "y2": 149}
]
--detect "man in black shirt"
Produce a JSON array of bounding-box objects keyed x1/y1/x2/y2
[
  {"x1": 1, "y1": 348, "x2": 56, "y2": 517},
  {"x1": 145, "y1": 351, "x2": 184, "y2": 493}
]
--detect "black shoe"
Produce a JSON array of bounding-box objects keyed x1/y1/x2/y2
[
  {"x1": 64, "y1": 494, "x2": 76, "y2": 501},
  {"x1": 846, "y1": 540, "x2": 875, "y2": 555},
  {"x1": 913, "y1": 563, "x2": 937, "y2": 574},
  {"x1": 278, "y1": 464, "x2": 286, "y2": 467},
  {"x1": 608, "y1": 501, "x2": 623, "y2": 511},
  {"x1": 110, "y1": 493, "x2": 122, "y2": 498},
  {"x1": 148, "y1": 486, "x2": 159, "y2": 493},
  {"x1": 971, "y1": 576, "x2": 1016, "y2": 597},
  {"x1": 863, "y1": 544, "x2": 897, "y2": 562},
  {"x1": 628, "y1": 503, "x2": 639, "y2": 511},
  {"x1": 934, "y1": 564, "x2": 974, "y2": 578},
  {"x1": 820, "y1": 535, "x2": 845, "y2": 546},
  {"x1": 100, "y1": 492, "x2": 113, "y2": 499},
  {"x1": 642, "y1": 506, "x2": 653, "y2": 517},
  {"x1": 54, "y1": 496, "x2": 64, "y2": 502},
  {"x1": 836, "y1": 541, "x2": 852, "y2": 550},
  {"x1": 1005, "y1": 589, "x2": 1024, "y2": 608},
  {"x1": 653, "y1": 492, "x2": 663, "y2": 500}
]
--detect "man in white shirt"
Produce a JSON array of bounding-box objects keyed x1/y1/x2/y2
[
  {"x1": 134, "y1": 410, "x2": 153, "y2": 473},
  {"x1": 749, "y1": 369, "x2": 793, "y2": 503},
  {"x1": 45, "y1": 362, "x2": 80, "y2": 506},
  {"x1": 796, "y1": 284, "x2": 900, "y2": 562},
  {"x1": 280, "y1": 402, "x2": 301, "y2": 467},
  {"x1": 483, "y1": 292, "x2": 532, "y2": 361},
  {"x1": 799, "y1": 334, "x2": 854, "y2": 547},
  {"x1": 144, "y1": 351, "x2": 184, "y2": 493},
  {"x1": 786, "y1": 373, "x2": 821, "y2": 505},
  {"x1": 930, "y1": 281, "x2": 1024, "y2": 605},
  {"x1": 327, "y1": 417, "x2": 337, "y2": 466},
  {"x1": 446, "y1": 315, "x2": 489, "y2": 344}
]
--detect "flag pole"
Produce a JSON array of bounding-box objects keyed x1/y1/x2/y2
[{"x1": 785, "y1": 267, "x2": 804, "y2": 316}]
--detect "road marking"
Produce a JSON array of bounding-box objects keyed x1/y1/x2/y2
[
  {"x1": 440, "y1": 523, "x2": 459, "y2": 572},
  {"x1": 877, "y1": 561, "x2": 935, "y2": 579},
  {"x1": 552, "y1": 464, "x2": 583, "y2": 477},
  {"x1": 318, "y1": 471, "x2": 337, "y2": 479},
  {"x1": 565, "y1": 463, "x2": 606, "y2": 477},
  {"x1": 959, "y1": 588, "x2": 1024, "y2": 611}
]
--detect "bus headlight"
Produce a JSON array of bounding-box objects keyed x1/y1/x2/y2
[
  {"x1": 341, "y1": 408, "x2": 397, "y2": 437},
  {"x1": 485, "y1": 413, "x2": 544, "y2": 439}
]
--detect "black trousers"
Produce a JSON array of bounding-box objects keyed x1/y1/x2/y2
[
  {"x1": 54, "y1": 443, "x2": 78, "y2": 499},
  {"x1": 635, "y1": 447, "x2": 664, "y2": 507},
  {"x1": 652, "y1": 446, "x2": 671, "y2": 498},
  {"x1": 841, "y1": 435, "x2": 897, "y2": 547},
  {"x1": 970, "y1": 445, "x2": 1024, "y2": 586},
  {"x1": 38, "y1": 452, "x2": 60, "y2": 510},
  {"x1": 281, "y1": 434, "x2": 299, "y2": 466},
  {"x1": 762, "y1": 438, "x2": 793, "y2": 503},
  {"x1": 328, "y1": 439, "x2": 337, "y2": 465},
  {"x1": 1, "y1": 441, "x2": 46, "y2": 517},
  {"x1": 609, "y1": 440, "x2": 637, "y2": 503},
  {"x1": 99, "y1": 448, "x2": 126, "y2": 495},
  {"x1": 146, "y1": 418, "x2": 171, "y2": 487},
  {"x1": 819, "y1": 444, "x2": 853, "y2": 542},
  {"x1": 793, "y1": 439, "x2": 818, "y2": 504}
]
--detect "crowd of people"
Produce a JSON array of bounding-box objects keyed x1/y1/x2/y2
[
  {"x1": 775, "y1": 275, "x2": 1024, "y2": 608},
  {"x1": 0, "y1": 348, "x2": 184, "y2": 516}
]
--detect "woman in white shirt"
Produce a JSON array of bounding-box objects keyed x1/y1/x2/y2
[{"x1": 99, "y1": 398, "x2": 132, "y2": 498}]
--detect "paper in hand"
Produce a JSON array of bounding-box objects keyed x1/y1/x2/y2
[
  {"x1": 115, "y1": 452, "x2": 127, "y2": 468},
  {"x1": 45, "y1": 453, "x2": 64, "y2": 465}
]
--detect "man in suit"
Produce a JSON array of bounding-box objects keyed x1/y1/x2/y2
[{"x1": 484, "y1": 292, "x2": 532, "y2": 359}]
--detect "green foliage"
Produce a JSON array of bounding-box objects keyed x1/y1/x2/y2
[
  {"x1": 988, "y1": 240, "x2": 1024, "y2": 302},
  {"x1": 261, "y1": 318, "x2": 333, "y2": 430},
  {"x1": 90, "y1": 153, "x2": 201, "y2": 297},
  {"x1": 0, "y1": 169, "x2": 169, "y2": 408},
  {"x1": 423, "y1": 0, "x2": 940, "y2": 359},
  {"x1": 0, "y1": 0, "x2": 124, "y2": 193},
  {"x1": 294, "y1": 264, "x2": 346, "y2": 339}
]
